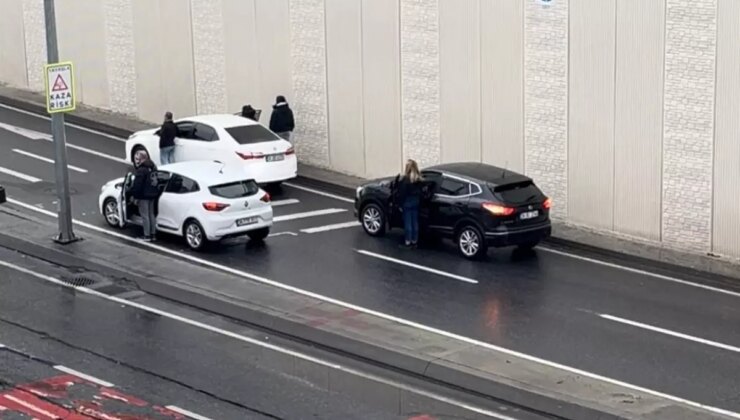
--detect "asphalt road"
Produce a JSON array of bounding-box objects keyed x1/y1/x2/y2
[{"x1": 1, "y1": 104, "x2": 740, "y2": 416}]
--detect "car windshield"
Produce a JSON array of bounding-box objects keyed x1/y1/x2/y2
[
  {"x1": 209, "y1": 180, "x2": 259, "y2": 199},
  {"x1": 490, "y1": 181, "x2": 541, "y2": 204},
  {"x1": 225, "y1": 124, "x2": 281, "y2": 145}
]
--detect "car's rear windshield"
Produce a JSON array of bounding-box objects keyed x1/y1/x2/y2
[
  {"x1": 225, "y1": 124, "x2": 281, "y2": 144},
  {"x1": 209, "y1": 180, "x2": 259, "y2": 199},
  {"x1": 490, "y1": 181, "x2": 542, "y2": 204}
]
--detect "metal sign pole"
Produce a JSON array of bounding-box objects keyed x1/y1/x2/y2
[{"x1": 44, "y1": 0, "x2": 77, "y2": 244}]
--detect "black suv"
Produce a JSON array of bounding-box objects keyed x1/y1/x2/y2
[{"x1": 354, "y1": 162, "x2": 552, "y2": 259}]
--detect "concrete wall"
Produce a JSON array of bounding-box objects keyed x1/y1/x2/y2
[{"x1": 2, "y1": 0, "x2": 739, "y2": 261}]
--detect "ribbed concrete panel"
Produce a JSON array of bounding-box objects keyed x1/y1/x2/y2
[
  {"x1": 22, "y1": 0, "x2": 47, "y2": 92},
  {"x1": 613, "y1": 0, "x2": 664, "y2": 240},
  {"x1": 713, "y1": 0, "x2": 740, "y2": 258},
  {"x1": 325, "y1": 0, "x2": 365, "y2": 175},
  {"x1": 0, "y1": 0, "x2": 28, "y2": 88},
  {"x1": 103, "y1": 0, "x2": 137, "y2": 114},
  {"x1": 481, "y1": 0, "x2": 524, "y2": 172},
  {"x1": 568, "y1": 0, "x2": 615, "y2": 229},
  {"x1": 222, "y1": 0, "x2": 259, "y2": 114},
  {"x1": 191, "y1": 0, "x2": 228, "y2": 115},
  {"x1": 56, "y1": 0, "x2": 110, "y2": 108},
  {"x1": 362, "y1": 0, "x2": 402, "y2": 178},
  {"x1": 254, "y1": 0, "x2": 293, "y2": 120},
  {"x1": 439, "y1": 0, "x2": 481, "y2": 163}
]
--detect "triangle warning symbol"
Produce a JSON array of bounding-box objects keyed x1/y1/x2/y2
[{"x1": 51, "y1": 74, "x2": 68, "y2": 92}]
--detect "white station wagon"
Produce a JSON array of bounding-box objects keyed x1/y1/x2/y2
[
  {"x1": 99, "y1": 161, "x2": 274, "y2": 251},
  {"x1": 124, "y1": 114, "x2": 297, "y2": 185}
]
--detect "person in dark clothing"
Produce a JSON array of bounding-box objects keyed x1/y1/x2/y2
[
  {"x1": 131, "y1": 150, "x2": 160, "y2": 241},
  {"x1": 397, "y1": 159, "x2": 423, "y2": 248},
  {"x1": 269, "y1": 95, "x2": 295, "y2": 141},
  {"x1": 159, "y1": 111, "x2": 177, "y2": 165},
  {"x1": 241, "y1": 104, "x2": 258, "y2": 121}
]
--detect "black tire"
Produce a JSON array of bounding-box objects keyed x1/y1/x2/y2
[
  {"x1": 361, "y1": 203, "x2": 386, "y2": 237},
  {"x1": 247, "y1": 227, "x2": 270, "y2": 242},
  {"x1": 131, "y1": 145, "x2": 148, "y2": 164},
  {"x1": 517, "y1": 241, "x2": 540, "y2": 251},
  {"x1": 102, "y1": 198, "x2": 124, "y2": 228},
  {"x1": 456, "y1": 224, "x2": 488, "y2": 260},
  {"x1": 183, "y1": 219, "x2": 209, "y2": 251}
]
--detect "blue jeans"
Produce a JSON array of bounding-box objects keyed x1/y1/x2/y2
[
  {"x1": 402, "y1": 202, "x2": 419, "y2": 245},
  {"x1": 160, "y1": 146, "x2": 175, "y2": 165}
]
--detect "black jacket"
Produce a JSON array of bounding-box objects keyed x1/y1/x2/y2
[
  {"x1": 397, "y1": 176, "x2": 422, "y2": 205},
  {"x1": 159, "y1": 120, "x2": 177, "y2": 148},
  {"x1": 269, "y1": 103, "x2": 295, "y2": 133},
  {"x1": 131, "y1": 160, "x2": 160, "y2": 200}
]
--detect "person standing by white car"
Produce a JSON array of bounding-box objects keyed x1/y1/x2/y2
[
  {"x1": 131, "y1": 150, "x2": 160, "y2": 241},
  {"x1": 159, "y1": 112, "x2": 177, "y2": 165},
  {"x1": 269, "y1": 95, "x2": 295, "y2": 142}
]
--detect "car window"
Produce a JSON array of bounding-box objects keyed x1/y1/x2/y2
[
  {"x1": 175, "y1": 122, "x2": 195, "y2": 139},
  {"x1": 491, "y1": 181, "x2": 542, "y2": 204},
  {"x1": 437, "y1": 178, "x2": 470, "y2": 196},
  {"x1": 225, "y1": 124, "x2": 281, "y2": 145},
  {"x1": 209, "y1": 180, "x2": 260, "y2": 198},
  {"x1": 193, "y1": 123, "x2": 219, "y2": 142},
  {"x1": 165, "y1": 174, "x2": 199, "y2": 194}
]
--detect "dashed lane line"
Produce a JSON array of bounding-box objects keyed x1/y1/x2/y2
[
  {"x1": 53, "y1": 365, "x2": 115, "y2": 387},
  {"x1": 273, "y1": 208, "x2": 346, "y2": 222},
  {"x1": 12, "y1": 149, "x2": 88, "y2": 173},
  {"x1": 165, "y1": 406, "x2": 215, "y2": 420},
  {"x1": 270, "y1": 199, "x2": 300, "y2": 207},
  {"x1": 0, "y1": 103, "x2": 127, "y2": 142},
  {"x1": 301, "y1": 221, "x2": 361, "y2": 234},
  {"x1": 356, "y1": 249, "x2": 478, "y2": 284},
  {"x1": 283, "y1": 182, "x2": 355, "y2": 204},
  {"x1": 0, "y1": 166, "x2": 41, "y2": 183}
]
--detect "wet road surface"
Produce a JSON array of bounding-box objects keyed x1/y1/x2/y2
[{"x1": 1, "y1": 104, "x2": 740, "y2": 416}]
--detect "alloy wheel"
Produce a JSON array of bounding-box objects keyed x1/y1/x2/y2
[
  {"x1": 459, "y1": 228, "x2": 480, "y2": 257},
  {"x1": 363, "y1": 207, "x2": 382, "y2": 234},
  {"x1": 186, "y1": 223, "x2": 203, "y2": 249},
  {"x1": 104, "y1": 200, "x2": 119, "y2": 226}
]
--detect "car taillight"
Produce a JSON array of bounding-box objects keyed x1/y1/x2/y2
[
  {"x1": 203, "y1": 202, "x2": 230, "y2": 211},
  {"x1": 483, "y1": 202, "x2": 515, "y2": 216},
  {"x1": 543, "y1": 197, "x2": 552, "y2": 210},
  {"x1": 236, "y1": 151, "x2": 264, "y2": 160},
  {"x1": 285, "y1": 147, "x2": 295, "y2": 155},
  {"x1": 260, "y1": 192, "x2": 271, "y2": 203}
]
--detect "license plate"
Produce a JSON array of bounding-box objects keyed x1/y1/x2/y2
[
  {"x1": 266, "y1": 154, "x2": 284, "y2": 162},
  {"x1": 237, "y1": 217, "x2": 258, "y2": 226},
  {"x1": 520, "y1": 210, "x2": 539, "y2": 220}
]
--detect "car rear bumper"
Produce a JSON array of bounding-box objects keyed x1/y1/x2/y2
[
  {"x1": 202, "y1": 207, "x2": 273, "y2": 240},
  {"x1": 243, "y1": 156, "x2": 298, "y2": 184},
  {"x1": 484, "y1": 221, "x2": 552, "y2": 247}
]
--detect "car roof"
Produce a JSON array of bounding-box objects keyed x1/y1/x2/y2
[
  {"x1": 425, "y1": 162, "x2": 531, "y2": 186},
  {"x1": 177, "y1": 114, "x2": 259, "y2": 129},
  {"x1": 158, "y1": 161, "x2": 250, "y2": 185}
]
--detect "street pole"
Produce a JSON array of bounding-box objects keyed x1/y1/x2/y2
[{"x1": 44, "y1": 0, "x2": 77, "y2": 244}]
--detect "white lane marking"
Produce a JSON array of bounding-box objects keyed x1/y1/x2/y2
[
  {"x1": 6, "y1": 198, "x2": 740, "y2": 420},
  {"x1": 0, "y1": 344, "x2": 5, "y2": 349},
  {"x1": 2, "y1": 394, "x2": 59, "y2": 418},
  {"x1": 268, "y1": 232, "x2": 298, "y2": 237},
  {"x1": 0, "y1": 259, "x2": 515, "y2": 420},
  {"x1": 543, "y1": 246, "x2": 740, "y2": 299},
  {"x1": 0, "y1": 103, "x2": 126, "y2": 141},
  {"x1": 600, "y1": 314, "x2": 740, "y2": 354},
  {"x1": 357, "y1": 250, "x2": 478, "y2": 284},
  {"x1": 166, "y1": 406, "x2": 214, "y2": 420},
  {"x1": 283, "y1": 182, "x2": 355, "y2": 203},
  {"x1": 53, "y1": 365, "x2": 115, "y2": 387},
  {"x1": 273, "y1": 208, "x2": 346, "y2": 222},
  {"x1": 63, "y1": 142, "x2": 129, "y2": 165},
  {"x1": 301, "y1": 221, "x2": 361, "y2": 234},
  {"x1": 270, "y1": 198, "x2": 300, "y2": 207},
  {"x1": 12, "y1": 149, "x2": 88, "y2": 173},
  {"x1": 0, "y1": 167, "x2": 41, "y2": 183}
]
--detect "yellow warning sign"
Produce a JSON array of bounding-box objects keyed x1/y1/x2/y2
[{"x1": 44, "y1": 62, "x2": 75, "y2": 114}]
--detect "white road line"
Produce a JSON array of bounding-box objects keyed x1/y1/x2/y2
[
  {"x1": 0, "y1": 344, "x2": 5, "y2": 349},
  {"x1": 270, "y1": 198, "x2": 300, "y2": 207},
  {"x1": 301, "y1": 221, "x2": 361, "y2": 234},
  {"x1": 600, "y1": 314, "x2": 740, "y2": 354},
  {"x1": 357, "y1": 250, "x2": 479, "y2": 284},
  {"x1": 0, "y1": 166, "x2": 41, "y2": 183},
  {"x1": 268, "y1": 232, "x2": 298, "y2": 237},
  {"x1": 53, "y1": 365, "x2": 115, "y2": 387},
  {"x1": 6, "y1": 197, "x2": 740, "y2": 420},
  {"x1": 0, "y1": 103, "x2": 126, "y2": 141},
  {"x1": 12, "y1": 149, "x2": 88, "y2": 173},
  {"x1": 0, "y1": 258, "x2": 515, "y2": 420},
  {"x1": 62, "y1": 142, "x2": 129, "y2": 165},
  {"x1": 165, "y1": 406, "x2": 214, "y2": 420},
  {"x1": 273, "y1": 208, "x2": 346, "y2": 222},
  {"x1": 2, "y1": 394, "x2": 59, "y2": 418},
  {"x1": 283, "y1": 182, "x2": 355, "y2": 203}
]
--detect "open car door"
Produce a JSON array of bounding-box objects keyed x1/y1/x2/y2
[
  {"x1": 117, "y1": 172, "x2": 134, "y2": 228},
  {"x1": 388, "y1": 175, "x2": 403, "y2": 229}
]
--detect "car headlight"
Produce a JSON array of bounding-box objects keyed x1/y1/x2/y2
[{"x1": 355, "y1": 186, "x2": 363, "y2": 199}]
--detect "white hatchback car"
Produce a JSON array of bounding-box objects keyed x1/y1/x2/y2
[
  {"x1": 125, "y1": 114, "x2": 297, "y2": 185},
  {"x1": 99, "y1": 161, "x2": 274, "y2": 251}
]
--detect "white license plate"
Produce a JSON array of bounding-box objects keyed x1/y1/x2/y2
[
  {"x1": 520, "y1": 210, "x2": 539, "y2": 220},
  {"x1": 266, "y1": 154, "x2": 284, "y2": 162},
  {"x1": 237, "y1": 217, "x2": 258, "y2": 226}
]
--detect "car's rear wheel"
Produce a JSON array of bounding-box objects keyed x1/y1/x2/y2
[
  {"x1": 103, "y1": 198, "x2": 123, "y2": 228},
  {"x1": 184, "y1": 219, "x2": 208, "y2": 251},
  {"x1": 247, "y1": 227, "x2": 270, "y2": 242},
  {"x1": 361, "y1": 203, "x2": 386, "y2": 236},
  {"x1": 457, "y1": 224, "x2": 487, "y2": 260},
  {"x1": 517, "y1": 240, "x2": 540, "y2": 250}
]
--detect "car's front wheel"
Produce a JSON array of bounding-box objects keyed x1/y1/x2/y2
[
  {"x1": 457, "y1": 224, "x2": 487, "y2": 260},
  {"x1": 184, "y1": 219, "x2": 209, "y2": 251},
  {"x1": 361, "y1": 203, "x2": 386, "y2": 236},
  {"x1": 247, "y1": 227, "x2": 270, "y2": 242},
  {"x1": 103, "y1": 198, "x2": 123, "y2": 228}
]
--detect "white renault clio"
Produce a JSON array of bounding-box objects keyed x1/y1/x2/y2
[{"x1": 99, "y1": 161, "x2": 273, "y2": 251}]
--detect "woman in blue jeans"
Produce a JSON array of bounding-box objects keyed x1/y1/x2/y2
[{"x1": 397, "y1": 159, "x2": 422, "y2": 248}]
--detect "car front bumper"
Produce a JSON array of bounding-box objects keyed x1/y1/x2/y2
[{"x1": 484, "y1": 221, "x2": 552, "y2": 247}]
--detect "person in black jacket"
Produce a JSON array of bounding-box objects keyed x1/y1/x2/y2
[
  {"x1": 269, "y1": 95, "x2": 295, "y2": 141},
  {"x1": 397, "y1": 159, "x2": 423, "y2": 248},
  {"x1": 241, "y1": 104, "x2": 258, "y2": 121},
  {"x1": 159, "y1": 112, "x2": 177, "y2": 165},
  {"x1": 131, "y1": 150, "x2": 160, "y2": 241}
]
